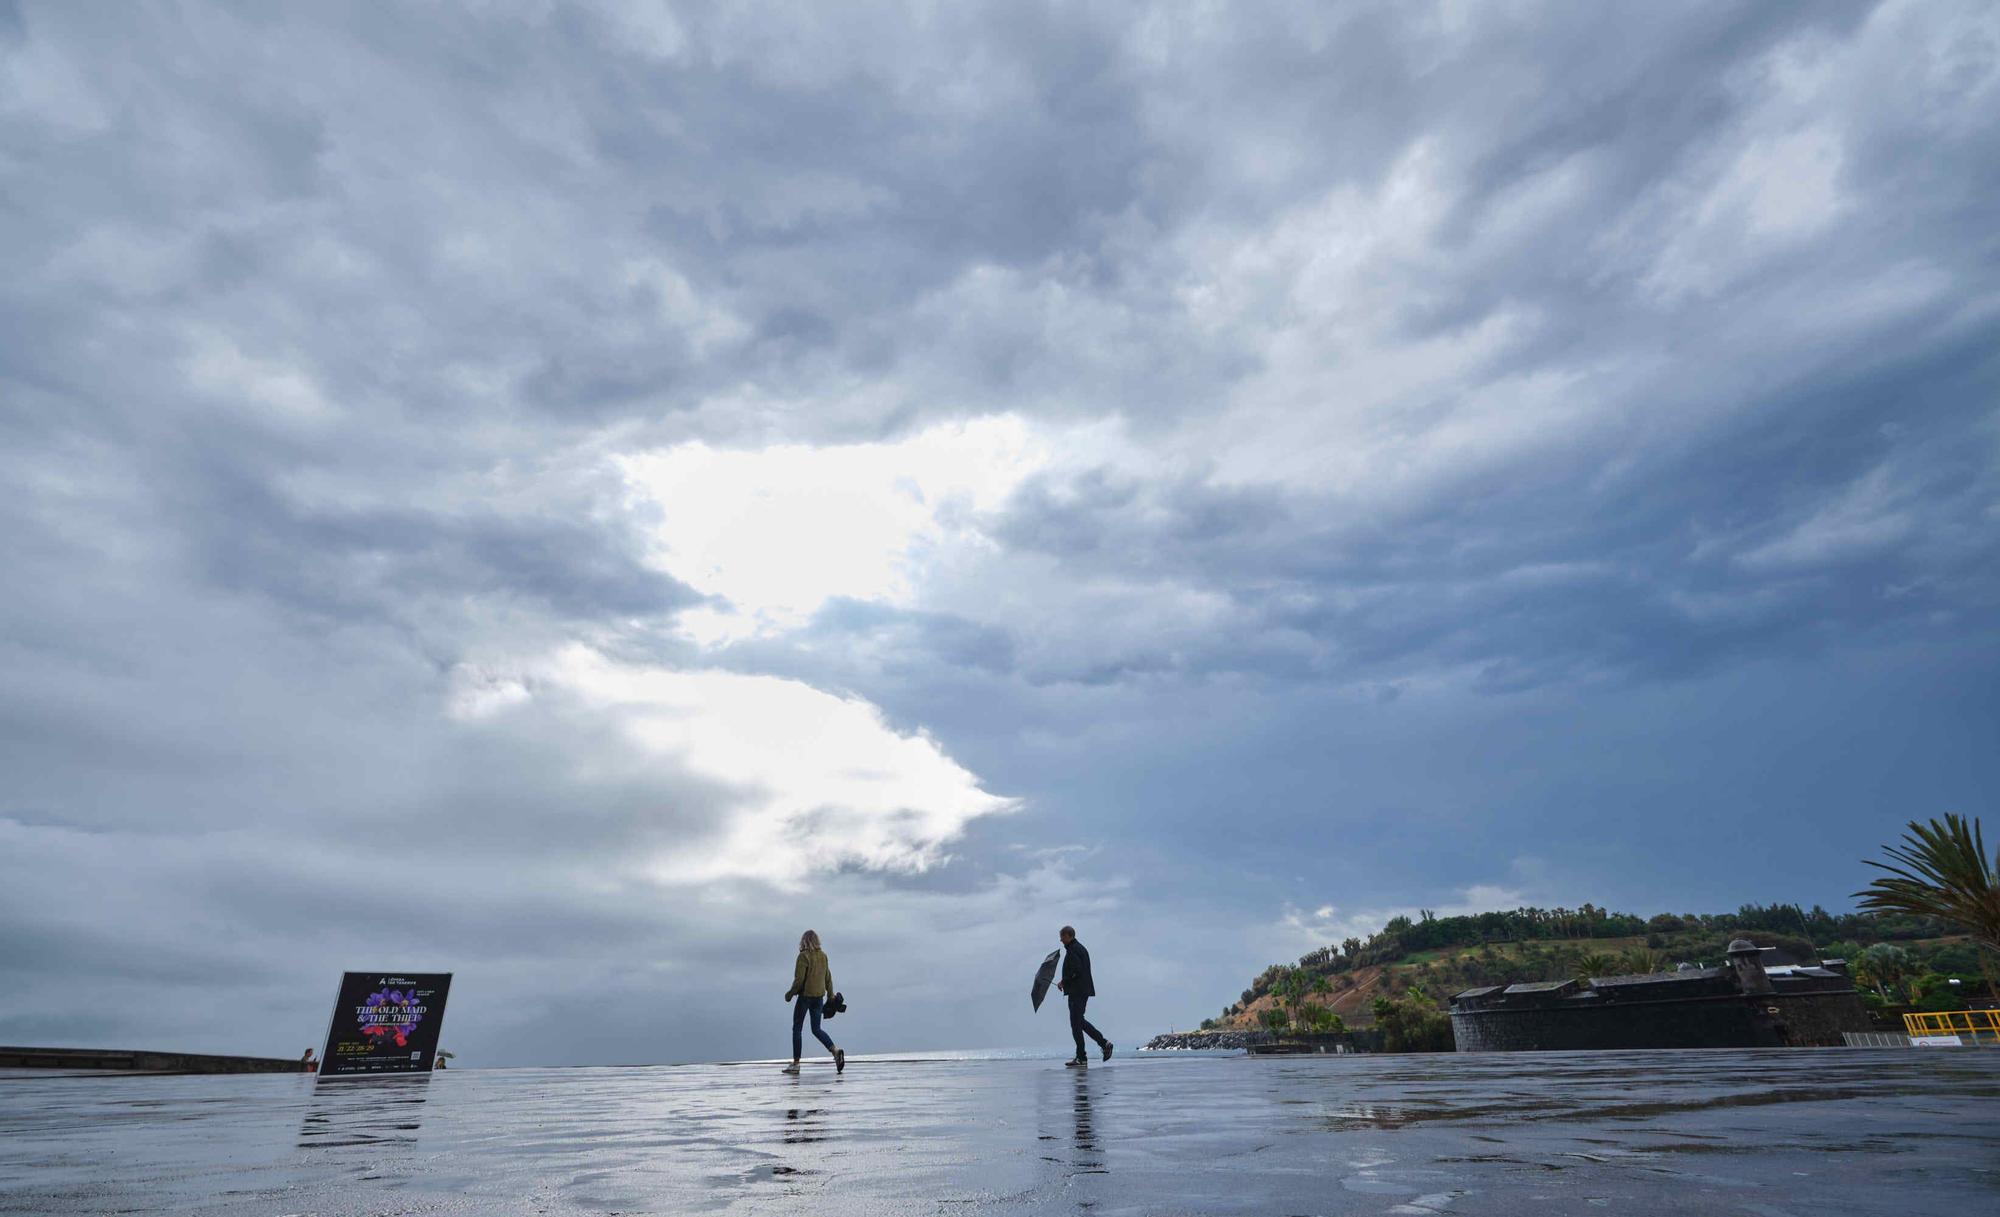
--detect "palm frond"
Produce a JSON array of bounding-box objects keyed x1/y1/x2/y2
[{"x1": 1855, "y1": 814, "x2": 2000, "y2": 956}]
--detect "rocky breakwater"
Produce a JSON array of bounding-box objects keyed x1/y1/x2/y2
[{"x1": 1141, "y1": 1030, "x2": 1273, "y2": 1051}]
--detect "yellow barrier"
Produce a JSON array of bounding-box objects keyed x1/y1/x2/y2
[{"x1": 1902, "y1": 1009, "x2": 2000, "y2": 1045}]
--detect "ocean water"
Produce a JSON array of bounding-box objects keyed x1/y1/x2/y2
[{"x1": 3, "y1": 1048, "x2": 1995, "y2": 1215}]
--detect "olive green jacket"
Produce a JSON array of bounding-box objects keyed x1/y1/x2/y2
[{"x1": 787, "y1": 948, "x2": 833, "y2": 1000}]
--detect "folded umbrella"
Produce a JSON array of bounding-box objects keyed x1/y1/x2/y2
[{"x1": 1030, "y1": 949, "x2": 1061, "y2": 1011}]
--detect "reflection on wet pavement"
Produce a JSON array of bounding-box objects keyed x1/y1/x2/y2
[
  {"x1": 783, "y1": 1106, "x2": 827, "y2": 1144},
  {"x1": 1, "y1": 1049, "x2": 1995, "y2": 1214},
  {"x1": 1066, "y1": 1067, "x2": 1104, "y2": 1178},
  {"x1": 297, "y1": 1074, "x2": 431, "y2": 1148}
]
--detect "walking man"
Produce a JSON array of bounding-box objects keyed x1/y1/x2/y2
[{"x1": 1056, "y1": 925, "x2": 1112, "y2": 1067}]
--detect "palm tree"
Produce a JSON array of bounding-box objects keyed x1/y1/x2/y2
[
  {"x1": 1856, "y1": 815, "x2": 1999, "y2": 958},
  {"x1": 1619, "y1": 947, "x2": 1666, "y2": 976},
  {"x1": 1274, "y1": 967, "x2": 1315, "y2": 1029},
  {"x1": 1576, "y1": 952, "x2": 1615, "y2": 981},
  {"x1": 1854, "y1": 943, "x2": 1913, "y2": 1003},
  {"x1": 1859, "y1": 815, "x2": 1999, "y2": 1000}
]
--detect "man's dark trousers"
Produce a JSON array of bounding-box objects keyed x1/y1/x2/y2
[{"x1": 1068, "y1": 992, "x2": 1108, "y2": 1059}]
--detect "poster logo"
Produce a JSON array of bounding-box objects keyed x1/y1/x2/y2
[{"x1": 318, "y1": 971, "x2": 452, "y2": 1078}]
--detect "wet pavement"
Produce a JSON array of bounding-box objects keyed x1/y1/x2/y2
[{"x1": 2, "y1": 1048, "x2": 1995, "y2": 1215}]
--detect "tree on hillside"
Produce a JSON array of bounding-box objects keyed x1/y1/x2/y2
[
  {"x1": 1309, "y1": 1007, "x2": 1347, "y2": 1034},
  {"x1": 1854, "y1": 943, "x2": 1914, "y2": 1003},
  {"x1": 1620, "y1": 947, "x2": 1666, "y2": 975},
  {"x1": 1269, "y1": 966, "x2": 1323, "y2": 1030},
  {"x1": 1372, "y1": 987, "x2": 1453, "y2": 1052}
]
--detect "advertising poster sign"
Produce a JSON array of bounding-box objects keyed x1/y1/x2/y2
[{"x1": 317, "y1": 972, "x2": 452, "y2": 1078}]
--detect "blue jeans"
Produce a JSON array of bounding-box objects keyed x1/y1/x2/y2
[{"x1": 792, "y1": 994, "x2": 835, "y2": 1059}]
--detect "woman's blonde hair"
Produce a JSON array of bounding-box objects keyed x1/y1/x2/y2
[{"x1": 799, "y1": 930, "x2": 821, "y2": 952}]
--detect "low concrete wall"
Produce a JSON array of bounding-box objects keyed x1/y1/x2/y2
[
  {"x1": 0, "y1": 1046, "x2": 308, "y2": 1074},
  {"x1": 1246, "y1": 1031, "x2": 1383, "y2": 1054}
]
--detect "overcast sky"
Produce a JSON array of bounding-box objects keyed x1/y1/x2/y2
[{"x1": 3, "y1": 1, "x2": 1997, "y2": 1066}]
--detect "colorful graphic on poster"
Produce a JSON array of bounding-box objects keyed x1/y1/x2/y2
[{"x1": 318, "y1": 972, "x2": 452, "y2": 1077}]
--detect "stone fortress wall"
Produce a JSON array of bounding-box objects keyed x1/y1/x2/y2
[{"x1": 1449, "y1": 939, "x2": 1871, "y2": 1052}]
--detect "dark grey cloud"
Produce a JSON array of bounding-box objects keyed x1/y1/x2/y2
[
  {"x1": 2, "y1": 1, "x2": 1997, "y2": 1063},
  {"x1": 186, "y1": 460, "x2": 696, "y2": 624}
]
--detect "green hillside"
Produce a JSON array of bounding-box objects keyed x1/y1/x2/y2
[{"x1": 1208, "y1": 902, "x2": 1988, "y2": 1042}]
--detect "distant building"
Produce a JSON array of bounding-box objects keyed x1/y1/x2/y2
[{"x1": 1448, "y1": 939, "x2": 1870, "y2": 1051}]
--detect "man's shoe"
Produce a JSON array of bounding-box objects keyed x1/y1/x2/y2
[
  {"x1": 781, "y1": 1062, "x2": 800, "y2": 1075},
  {"x1": 1101, "y1": 1042, "x2": 1114, "y2": 1062},
  {"x1": 834, "y1": 1048, "x2": 846, "y2": 1075},
  {"x1": 1065, "y1": 1056, "x2": 1087, "y2": 1068}
]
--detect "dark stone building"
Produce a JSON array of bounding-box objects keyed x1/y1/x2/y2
[{"x1": 1449, "y1": 940, "x2": 1871, "y2": 1051}]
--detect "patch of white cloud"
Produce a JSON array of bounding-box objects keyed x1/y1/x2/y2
[
  {"x1": 449, "y1": 644, "x2": 1014, "y2": 886},
  {"x1": 181, "y1": 329, "x2": 335, "y2": 424},
  {"x1": 1640, "y1": 125, "x2": 1849, "y2": 303},
  {"x1": 1628, "y1": 2, "x2": 1998, "y2": 309},
  {"x1": 1169, "y1": 146, "x2": 1566, "y2": 501},
  {"x1": 1148, "y1": 134, "x2": 1657, "y2": 524},
  {"x1": 620, "y1": 415, "x2": 1061, "y2": 643}
]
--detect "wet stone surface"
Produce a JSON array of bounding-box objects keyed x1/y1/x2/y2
[{"x1": 2, "y1": 1049, "x2": 1996, "y2": 1215}]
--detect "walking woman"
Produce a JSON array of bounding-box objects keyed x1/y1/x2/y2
[{"x1": 783, "y1": 930, "x2": 844, "y2": 1074}]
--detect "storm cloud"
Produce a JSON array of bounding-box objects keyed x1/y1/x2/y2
[{"x1": 2, "y1": 0, "x2": 1997, "y2": 1064}]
